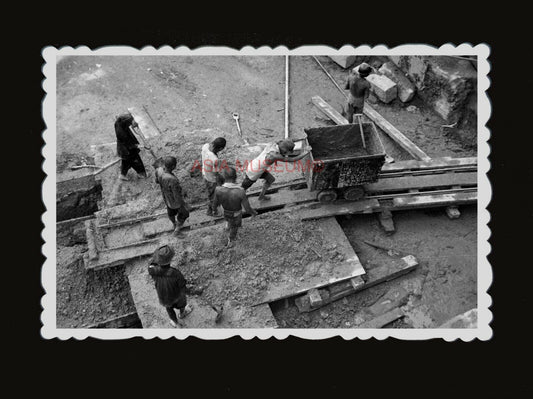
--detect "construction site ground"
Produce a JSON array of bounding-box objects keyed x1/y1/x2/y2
[{"x1": 56, "y1": 55, "x2": 477, "y2": 328}]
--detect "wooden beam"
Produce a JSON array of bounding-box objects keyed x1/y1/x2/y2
[
  {"x1": 127, "y1": 106, "x2": 161, "y2": 139},
  {"x1": 296, "y1": 255, "x2": 419, "y2": 313},
  {"x1": 366, "y1": 172, "x2": 477, "y2": 194},
  {"x1": 381, "y1": 157, "x2": 477, "y2": 173},
  {"x1": 312, "y1": 95, "x2": 348, "y2": 125},
  {"x1": 358, "y1": 307, "x2": 404, "y2": 328},
  {"x1": 392, "y1": 191, "x2": 477, "y2": 210},
  {"x1": 285, "y1": 55, "x2": 290, "y2": 139},
  {"x1": 363, "y1": 103, "x2": 431, "y2": 161},
  {"x1": 298, "y1": 199, "x2": 380, "y2": 221}
]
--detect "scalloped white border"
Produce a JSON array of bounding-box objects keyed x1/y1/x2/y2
[{"x1": 41, "y1": 44, "x2": 492, "y2": 340}]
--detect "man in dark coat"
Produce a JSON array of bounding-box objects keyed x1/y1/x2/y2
[
  {"x1": 343, "y1": 63, "x2": 372, "y2": 123},
  {"x1": 148, "y1": 245, "x2": 193, "y2": 327},
  {"x1": 155, "y1": 156, "x2": 190, "y2": 237},
  {"x1": 114, "y1": 113, "x2": 147, "y2": 180}
]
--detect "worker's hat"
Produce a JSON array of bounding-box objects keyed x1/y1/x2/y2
[
  {"x1": 153, "y1": 245, "x2": 175, "y2": 265},
  {"x1": 356, "y1": 63, "x2": 372, "y2": 77},
  {"x1": 278, "y1": 139, "x2": 295, "y2": 153}
]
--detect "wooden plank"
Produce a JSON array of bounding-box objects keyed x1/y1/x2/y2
[
  {"x1": 88, "y1": 312, "x2": 140, "y2": 329},
  {"x1": 255, "y1": 217, "x2": 366, "y2": 305},
  {"x1": 285, "y1": 55, "x2": 290, "y2": 139},
  {"x1": 358, "y1": 307, "x2": 404, "y2": 328},
  {"x1": 312, "y1": 95, "x2": 349, "y2": 125},
  {"x1": 298, "y1": 199, "x2": 380, "y2": 221},
  {"x1": 248, "y1": 188, "x2": 316, "y2": 210},
  {"x1": 381, "y1": 157, "x2": 477, "y2": 173},
  {"x1": 297, "y1": 255, "x2": 419, "y2": 313},
  {"x1": 392, "y1": 191, "x2": 477, "y2": 210},
  {"x1": 363, "y1": 103, "x2": 431, "y2": 161},
  {"x1": 366, "y1": 172, "x2": 477, "y2": 193},
  {"x1": 127, "y1": 106, "x2": 160, "y2": 139}
]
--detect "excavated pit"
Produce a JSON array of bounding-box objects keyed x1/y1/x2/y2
[{"x1": 56, "y1": 173, "x2": 102, "y2": 222}]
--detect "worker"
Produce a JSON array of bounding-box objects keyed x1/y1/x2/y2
[
  {"x1": 201, "y1": 137, "x2": 226, "y2": 217},
  {"x1": 213, "y1": 166, "x2": 257, "y2": 247},
  {"x1": 241, "y1": 139, "x2": 310, "y2": 201},
  {"x1": 343, "y1": 63, "x2": 372, "y2": 123},
  {"x1": 148, "y1": 245, "x2": 193, "y2": 327},
  {"x1": 155, "y1": 156, "x2": 190, "y2": 237},
  {"x1": 114, "y1": 113, "x2": 148, "y2": 181}
]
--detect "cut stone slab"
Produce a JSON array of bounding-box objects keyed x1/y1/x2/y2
[
  {"x1": 365, "y1": 74, "x2": 397, "y2": 104},
  {"x1": 378, "y1": 61, "x2": 416, "y2": 103},
  {"x1": 328, "y1": 56, "x2": 358, "y2": 69}
]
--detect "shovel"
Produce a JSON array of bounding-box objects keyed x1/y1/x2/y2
[{"x1": 232, "y1": 112, "x2": 249, "y2": 145}]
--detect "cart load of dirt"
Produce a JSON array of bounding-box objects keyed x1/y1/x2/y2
[
  {"x1": 166, "y1": 212, "x2": 347, "y2": 309},
  {"x1": 305, "y1": 124, "x2": 384, "y2": 160}
]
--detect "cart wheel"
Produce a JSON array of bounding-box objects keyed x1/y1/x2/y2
[
  {"x1": 317, "y1": 190, "x2": 338, "y2": 203},
  {"x1": 343, "y1": 187, "x2": 365, "y2": 201}
]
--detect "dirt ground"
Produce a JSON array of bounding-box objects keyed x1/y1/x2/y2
[
  {"x1": 56, "y1": 55, "x2": 477, "y2": 328},
  {"x1": 56, "y1": 244, "x2": 136, "y2": 328}
]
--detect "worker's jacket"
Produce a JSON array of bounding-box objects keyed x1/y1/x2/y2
[
  {"x1": 148, "y1": 264, "x2": 187, "y2": 307},
  {"x1": 156, "y1": 168, "x2": 186, "y2": 210},
  {"x1": 114, "y1": 114, "x2": 139, "y2": 159}
]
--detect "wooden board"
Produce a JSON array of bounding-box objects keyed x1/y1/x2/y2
[
  {"x1": 295, "y1": 255, "x2": 418, "y2": 313},
  {"x1": 381, "y1": 157, "x2": 477, "y2": 173},
  {"x1": 357, "y1": 307, "x2": 404, "y2": 328},
  {"x1": 254, "y1": 217, "x2": 366, "y2": 305},
  {"x1": 248, "y1": 188, "x2": 316, "y2": 210},
  {"x1": 295, "y1": 190, "x2": 476, "y2": 222},
  {"x1": 312, "y1": 95, "x2": 349, "y2": 125},
  {"x1": 365, "y1": 172, "x2": 477, "y2": 193},
  {"x1": 363, "y1": 103, "x2": 431, "y2": 161},
  {"x1": 128, "y1": 106, "x2": 160, "y2": 139},
  {"x1": 297, "y1": 199, "x2": 380, "y2": 221},
  {"x1": 392, "y1": 191, "x2": 477, "y2": 210}
]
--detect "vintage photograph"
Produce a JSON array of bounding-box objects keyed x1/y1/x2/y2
[{"x1": 42, "y1": 45, "x2": 491, "y2": 339}]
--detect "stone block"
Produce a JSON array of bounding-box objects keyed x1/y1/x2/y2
[
  {"x1": 401, "y1": 255, "x2": 419, "y2": 269},
  {"x1": 308, "y1": 288, "x2": 323, "y2": 308},
  {"x1": 445, "y1": 206, "x2": 461, "y2": 219},
  {"x1": 378, "y1": 61, "x2": 416, "y2": 103},
  {"x1": 365, "y1": 74, "x2": 397, "y2": 103}
]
